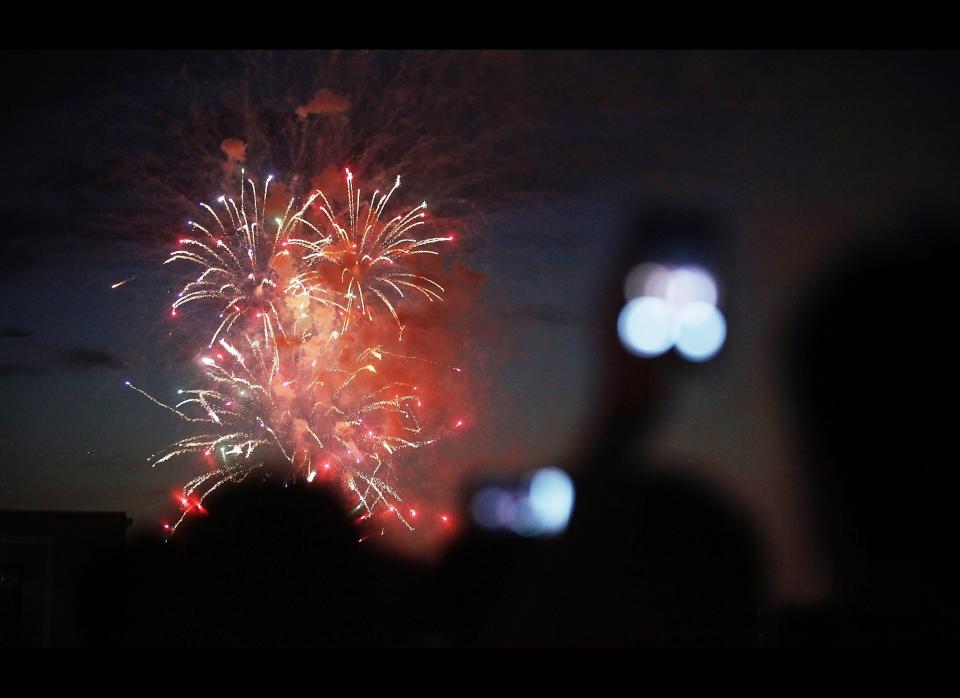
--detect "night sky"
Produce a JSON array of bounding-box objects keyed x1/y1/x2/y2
[{"x1": 2, "y1": 50, "x2": 959, "y2": 602}]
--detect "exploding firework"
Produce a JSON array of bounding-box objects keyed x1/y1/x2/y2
[
  {"x1": 130, "y1": 169, "x2": 459, "y2": 534},
  {"x1": 289, "y1": 169, "x2": 452, "y2": 339},
  {"x1": 166, "y1": 168, "x2": 450, "y2": 347}
]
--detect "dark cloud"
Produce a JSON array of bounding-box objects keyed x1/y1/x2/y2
[
  {"x1": 511, "y1": 303, "x2": 585, "y2": 326},
  {"x1": 0, "y1": 362, "x2": 47, "y2": 377},
  {"x1": 0, "y1": 250, "x2": 42, "y2": 279},
  {"x1": 0, "y1": 326, "x2": 32, "y2": 338},
  {"x1": 62, "y1": 347, "x2": 125, "y2": 371},
  {"x1": 77, "y1": 453, "x2": 127, "y2": 471}
]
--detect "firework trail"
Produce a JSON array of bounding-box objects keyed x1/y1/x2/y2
[{"x1": 129, "y1": 168, "x2": 459, "y2": 535}]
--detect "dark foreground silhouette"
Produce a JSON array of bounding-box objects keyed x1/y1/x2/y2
[
  {"x1": 773, "y1": 222, "x2": 960, "y2": 646},
  {"x1": 95, "y1": 482, "x2": 431, "y2": 647},
  {"x1": 79, "y1": 470, "x2": 760, "y2": 647}
]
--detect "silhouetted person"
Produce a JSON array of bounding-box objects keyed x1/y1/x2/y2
[
  {"x1": 99, "y1": 476, "x2": 430, "y2": 647},
  {"x1": 782, "y1": 223, "x2": 960, "y2": 646},
  {"x1": 434, "y1": 205, "x2": 763, "y2": 646},
  {"x1": 558, "y1": 205, "x2": 761, "y2": 646}
]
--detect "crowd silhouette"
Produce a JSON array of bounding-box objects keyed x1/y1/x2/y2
[{"x1": 69, "y1": 211, "x2": 960, "y2": 648}]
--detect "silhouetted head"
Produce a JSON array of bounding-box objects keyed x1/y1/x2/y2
[
  {"x1": 786, "y1": 223, "x2": 960, "y2": 610},
  {"x1": 502, "y1": 469, "x2": 763, "y2": 647},
  {"x1": 118, "y1": 477, "x2": 428, "y2": 646},
  {"x1": 620, "y1": 471, "x2": 763, "y2": 646}
]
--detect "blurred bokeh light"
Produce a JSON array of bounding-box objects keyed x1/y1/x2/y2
[
  {"x1": 618, "y1": 263, "x2": 726, "y2": 361},
  {"x1": 471, "y1": 467, "x2": 575, "y2": 536}
]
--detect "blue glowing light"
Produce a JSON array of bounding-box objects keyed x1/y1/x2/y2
[
  {"x1": 617, "y1": 296, "x2": 674, "y2": 357},
  {"x1": 672, "y1": 302, "x2": 726, "y2": 361}
]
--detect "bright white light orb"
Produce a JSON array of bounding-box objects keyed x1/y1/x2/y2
[
  {"x1": 672, "y1": 302, "x2": 726, "y2": 361},
  {"x1": 618, "y1": 296, "x2": 675, "y2": 357},
  {"x1": 664, "y1": 266, "x2": 718, "y2": 309},
  {"x1": 528, "y1": 468, "x2": 575, "y2": 534},
  {"x1": 471, "y1": 469, "x2": 576, "y2": 536}
]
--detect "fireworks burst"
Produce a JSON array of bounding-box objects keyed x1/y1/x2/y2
[
  {"x1": 129, "y1": 168, "x2": 459, "y2": 535},
  {"x1": 289, "y1": 169, "x2": 452, "y2": 339}
]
